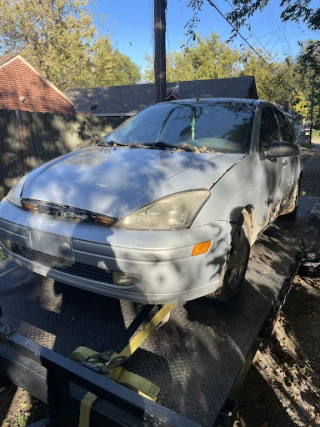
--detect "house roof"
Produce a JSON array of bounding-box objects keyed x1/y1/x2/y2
[
  {"x1": 0, "y1": 52, "x2": 18, "y2": 67},
  {"x1": 66, "y1": 76, "x2": 258, "y2": 116},
  {"x1": 0, "y1": 52, "x2": 75, "y2": 107}
]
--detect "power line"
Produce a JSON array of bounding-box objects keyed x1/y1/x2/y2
[
  {"x1": 226, "y1": 0, "x2": 294, "y2": 61},
  {"x1": 225, "y1": 0, "x2": 277, "y2": 61},
  {"x1": 259, "y1": 28, "x2": 283, "y2": 40},
  {"x1": 264, "y1": 7, "x2": 290, "y2": 56},
  {"x1": 205, "y1": 0, "x2": 298, "y2": 93},
  {"x1": 265, "y1": 5, "x2": 294, "y2": 57}
]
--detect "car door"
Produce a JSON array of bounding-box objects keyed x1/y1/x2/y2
[
  {"x1": 258, "y1": 106, "x2": 283, "y2": 227},
  {"x1": 274, "y1": 109, "x2": 299, "y2": 198}
]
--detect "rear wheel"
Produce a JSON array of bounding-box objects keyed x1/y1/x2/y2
[{"x1": 208, "y1": 214, "x2": 251, "y2": 302}]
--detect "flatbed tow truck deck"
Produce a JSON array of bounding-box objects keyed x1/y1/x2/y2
[{"x1": 0, "y1": 196, "x2": 318, "y2": 427}]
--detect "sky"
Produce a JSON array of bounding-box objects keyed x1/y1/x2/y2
[{"x1": 89, "y1": 0, "x2": 318, "y2": 73}]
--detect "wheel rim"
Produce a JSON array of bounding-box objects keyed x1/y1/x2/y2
[{"x1": 225, "y1": 227, "x2": 250, "y2": 290}]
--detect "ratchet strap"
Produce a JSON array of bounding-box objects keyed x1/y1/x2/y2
[{"x1": 70, "y1": 303, "x2": 176, "y2": 427}]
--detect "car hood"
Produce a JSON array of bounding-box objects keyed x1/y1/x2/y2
[{"x1": 22, "y1": 146, "x2": 245, "y2": 218}]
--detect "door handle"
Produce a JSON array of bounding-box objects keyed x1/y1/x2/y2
[{"x1": 282, "y1": 159, "x2": 288, "y2": 166}]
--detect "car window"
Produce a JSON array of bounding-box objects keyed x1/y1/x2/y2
[
  {"x1": 275, "y1": 110, "x2": 293, "y2": 142},
  {"x1": 102, "y1": 101, "x2": 255, "y2": 153},
  {"x1": 259, "y1": 107, "x2": 280, "y2": 150}
]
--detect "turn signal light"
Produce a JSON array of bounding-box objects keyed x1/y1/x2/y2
[
  {"x1": 192, "y1": 241, "x2": 211, "y2": 256},
  {"x1": 94, "y1": 215, "x2": 115, "y2": 227},
  {"x1": 23, "y1": 202, "x2": 37, "y2": 213}
]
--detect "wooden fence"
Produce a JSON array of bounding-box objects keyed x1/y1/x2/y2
[{"x1": 0, "y1": 109, "x2": 124, "y2": 199}]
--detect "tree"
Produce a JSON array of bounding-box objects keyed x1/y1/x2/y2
[
  {"x1": 185, "y1": 0, "x2": 319, "y2": 42},
  {"x1": 226, "y1": 0, "x2": 320, "y2": 36},
  {"x1": 144, "y1": 33, "x2": 241, "y2": 82},
  {"x1": 182, "y1": 1, "x2": 318, "y2": 123},
  {"x1": 144, "y1": 32, "x2": 311, "y2": 122},
  {"x1": 0, "y1": 0, "x2": 141, "y2": 90},
  {"x1": 241, "y1": 50, "x2": 292, "y2": 100},
  {"x1": 0, "y1": 0, "x2": 95, "y2": 89},
  {"x1": 297, "y1": 40, "x2": 320, "y2": 129},
  {"x1": 84, "y1": 36, "x2": 141, "y2": 88}
]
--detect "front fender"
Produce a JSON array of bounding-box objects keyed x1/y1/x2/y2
[{"x1": 193, "y1": 154, "x2": 263, "y2": 229}]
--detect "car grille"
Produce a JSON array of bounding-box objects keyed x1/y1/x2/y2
[
  {"x1": 11, "y1": 244, "x2": 113, "y2": 284},
  {"x1": 21, "y1": 199, "x2": 115, "y2": 227}
]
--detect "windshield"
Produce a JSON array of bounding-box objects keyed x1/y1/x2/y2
[{"x1": 101, "y1": 101, "x2": 255, "y2": 153}]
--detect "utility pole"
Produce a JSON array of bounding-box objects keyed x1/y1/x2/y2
[
  {"x1": 154, "y1": 0, "x2": 166, "y2": 103},
  {"x1": 309, "y1": 74, "x2": 315, "y2": 145}
]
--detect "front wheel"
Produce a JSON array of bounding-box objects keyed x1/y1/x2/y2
[
  {"x1": 282, "y1": 179, "x2": 300, "y2": 220},
  {"x1": 208, "y1": 215, "x2": 251, "y2": 302}
]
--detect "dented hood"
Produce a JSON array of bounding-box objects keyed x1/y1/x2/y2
[{"x1": 22, "y1": 146, "x2": 244, "y2": 218}]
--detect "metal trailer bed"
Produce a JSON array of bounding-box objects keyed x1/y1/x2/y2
[{"x1": 0, "y1": 197, "x2": 317, "y2": 427}]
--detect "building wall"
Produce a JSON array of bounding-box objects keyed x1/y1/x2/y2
[
  {"x1": 0, "y1": 109, "x2": 125, "y2": 199},
  {"x1": 0, "y1": 58, "x2": 76, "y2": 114}
]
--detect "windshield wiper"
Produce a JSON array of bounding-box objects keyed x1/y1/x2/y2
[
  {"x1": 98, "y1": 140, "x2": 128, "y2": 147},
  {"x1": 146, "y1": 141, "x2": 195, "y2": 152},
  {"x1": 98, "y1": 140, "x2": 195, "y2": 152}
]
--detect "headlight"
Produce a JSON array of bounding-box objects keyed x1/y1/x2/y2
[
  {"x1": 115, "y1": 190, "x2": 210, "y2": 230},
  {"x1": 6, "y1": 175, "x2": 28, "y2": 208}
]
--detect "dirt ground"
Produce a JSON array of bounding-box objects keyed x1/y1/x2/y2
[
  {"x1": 0, "y1": 388, "x2": 47, "y2": 427},
  {"x1": 235, "y1": 142, "x2": 320, "y2": 427},
  {"x1": 1, "y1": 143, "x2": 320, "y2": 427},
  {"x1": 235, "y1": 275, "x2": 320, "y2": 427}
]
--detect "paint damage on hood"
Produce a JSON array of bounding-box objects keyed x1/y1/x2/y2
[{"x1": 21, "y1": 146, "x2": 245, "y2": 217}]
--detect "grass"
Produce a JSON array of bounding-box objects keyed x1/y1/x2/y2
[{"x1": 16, "y1": 414, "x2": 27, "y2": 427}]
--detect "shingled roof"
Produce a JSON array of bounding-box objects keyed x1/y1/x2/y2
[
  {"x1": 0, "y1": 52, "x2": 18, "y2": 67},
  {"x1": 66, "y1": 76, "x2": 258, "y2": 116}
]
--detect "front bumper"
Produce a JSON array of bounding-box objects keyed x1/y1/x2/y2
[{"x1": 0, "y1": 199, "x2": 232, "y2": 303}]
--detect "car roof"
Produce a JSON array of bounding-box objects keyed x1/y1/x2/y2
[
  {"x1": 158, "y1": 98, "x2": 287, "y2": 112},
  {"x1": 163, "y1": 97, "x2": 255, "y2": 104},
  {"x1": 157, "y1": 98, "x2": 274, "y2": 107}
]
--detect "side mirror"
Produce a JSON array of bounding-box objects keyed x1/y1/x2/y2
[{"x1": 264, "y1": 141, "x2": 299, "y2": 159}]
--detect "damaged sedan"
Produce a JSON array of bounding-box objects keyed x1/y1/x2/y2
[{"x1": 0, "y1": 99, "x2": 302, "y2": 303}]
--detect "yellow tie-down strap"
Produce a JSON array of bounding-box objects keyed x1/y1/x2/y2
[{"x1": 70, "y1": 303, "x2": 176, "y2": 427}]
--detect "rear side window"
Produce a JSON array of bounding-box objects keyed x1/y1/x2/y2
[
  {"x1": 259, "y1": 107, "x2": 280, "y2": 149},
  {"x1": 275, "y1": 110, "x2": 293, "y2": 142}
]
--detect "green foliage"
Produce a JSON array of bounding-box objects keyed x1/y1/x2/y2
[
  {"x1": 145, "y1": 33, "x2": 241, "y2": 82},
  {"x1": 0, "y1": 0, "x2": 141, "y2": 90},
  {"x1": 78, "y1": 36, "x2": 141, "y2": 88},
  {"x1": 16, "y1": 414, "x2": 27, "y2": 427},
  {"x1": 226, "y1": 0, "x2": 319, "y2": 40},
  {"x1": 144, "y1": 33, "x2": 313, "y2": 122},
  {"x1": 185, "y1": 0, "x2": 319, "y2": 43},
  {"x1": 181, "y1": 1, "x2": 319, "y2": 127},
  {"x1": 240, "y1": 50, "x2": 295, "y2": 103},
  {"x1": 297, "y1": 40, "x2": 320, "y2": 129}
]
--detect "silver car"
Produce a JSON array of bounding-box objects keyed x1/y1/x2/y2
[{"x1": 0, "y1": 99, "x2": 302, "y2": 303}]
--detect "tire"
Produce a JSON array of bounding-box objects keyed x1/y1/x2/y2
[
  {"x1": 208, "y1": 213, "x2": 251, "y2": 302},
  {"x1": 282, "y1": 179, "x2": 300, "y2": 221}
]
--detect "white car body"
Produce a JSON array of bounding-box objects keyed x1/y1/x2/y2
[{"x1": 0, "y1": 98, "x2": 302, "y2": 303}]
